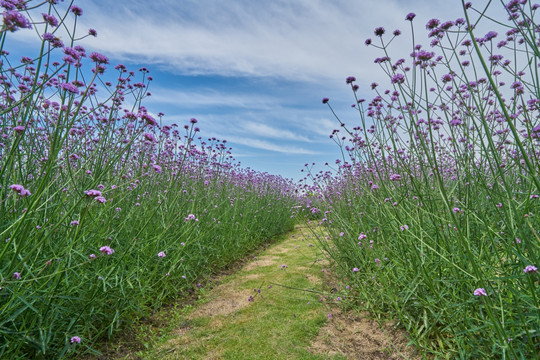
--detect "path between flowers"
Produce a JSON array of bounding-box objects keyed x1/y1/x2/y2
[{"x1": 129, "y1": 224, "x2": 418, "y2": 360}]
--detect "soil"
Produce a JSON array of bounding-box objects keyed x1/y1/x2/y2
[{"x1": 309, "y1": 310, "x2": 420, "y2": 359}]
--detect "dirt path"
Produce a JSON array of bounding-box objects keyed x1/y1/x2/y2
[{"x1": 136, "y1": 224, "x2": 418, "y2": 360}]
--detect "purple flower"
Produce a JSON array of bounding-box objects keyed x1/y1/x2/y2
[
  {"x1": 70, "y1": 220, "x2": 79, "y2": 226},
  {"x1": 70, "y1": 5, "x2": 83, "y2": 16},
  {"x1": 89, "y1": 52, "x2": 109, "y2": 64},
  {"x1": 89, "y1": 254, "x2": 96, "y2": 258},
  {"x1": 60, "y1": 82, "x2": 79, "y2": 94},
  {"x1": 2, "y1": 10, "x2": 31, "y2": 32},
  {"x1": 95, "y1": 196, "x2": 106, "y2": 203},
  {"x1": 405, "y1": 12, "x2": 416, "y2": 21},
  {"x1": 143, "y1": 133, "x2": 156, "y2": 142},
  {"x1": 352, "y1": 267, "x2": 359, "y2": 272},
  {"x1": 484, "y1": 31, "x2": 498, "y2": 41},
  {"x1": 158, "y1": 251, "x2": 166, "y2": 258},
  {"x1": 523, "y1": 265, "x2": 537, "y2": 273},
  {"x1": 416, "y1": 50, "x2": 435, "y2": 61},
  {"x1": 42, "y1": 13, "x2": 58, "y2": 27},
  {"x1": 99, "y1": 246, "x2": 115, "y2": 255},
  {"x1": 374, "y1": 27, "x2": 385, "y2": 37},
  {"x1": 13, "y1": 272, "x2": 21, "y2": 279},
  {"x1": 70, "y1": 336, "x2": 81, "y2": 344},
  {"x1": 473, "y1": 288, "x2": 487, "y2": 296},
  {"x1": 322, "y1": 97, "x2": 329, "y2": 104},
  {"x1": 345, "y1": 76, "x2": 356, "y2": 84},
  {"x1": 10, "y1": 184, "x2": 30, "y2": 197},
  {"x1": 453, "y1": 207, "x2": 461, "y2": 213},
  {"x1": 141, "y1": 113, "x2": 156, "y2": 126},
  {"x1": 391, "y1": 73, "x2": 405, "y2": 84},
  {"x1": 88, "y1": 28, "x2": 97, "y2": 36},
  {"x1": 426, "y1": 18, "x2": 440, "y2": 30},
  {"x1": 85, "y1": 189, "x2": 102, "y2": 197},
  {"x1": 442, "y1": 74, "x2": 453, "y2": 83}
]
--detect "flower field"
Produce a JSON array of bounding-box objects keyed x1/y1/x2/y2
[
  {"x1": 1, "y1": 0, "x2": 539, "y2": 359},
  {"x1": 313, "y1": 1, "x2": 539, "y2": 358},
  {"x1": 0, "y1": 2, "x2": 297, "y2": 358}
]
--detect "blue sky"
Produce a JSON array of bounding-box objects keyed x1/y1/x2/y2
[{"x1": 11, "y1": 0, "x2": 489, "y2": 180}]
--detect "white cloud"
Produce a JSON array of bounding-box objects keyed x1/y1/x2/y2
[
  {"x1": 77, "y1": 0, "x2": 427, "y2": 82},
  {"x1": 223, "y1": 135, "x2": 321, "y2": 155}
]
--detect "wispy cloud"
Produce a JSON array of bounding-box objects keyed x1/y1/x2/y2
[
  {"x1": 240, "y1": 122, "x2": 313, "y2": 143},
  {"x1": 224, "y1": 135, "x2": 321, "y2": 155},
  {"x1": 78, "y1": 0, "x2": 419, "y2": 82},
  {"x1": 146, "y1": 87, "x2": 275, "y2": 110}
]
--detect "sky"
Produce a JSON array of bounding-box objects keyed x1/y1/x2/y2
[{"x1": 10, "y1": 0, "x2": 501, "y2": 180}]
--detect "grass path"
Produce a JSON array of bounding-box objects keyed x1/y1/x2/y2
[{"x1": 130, "y1": 224, "x2": 418, "y2": 360}]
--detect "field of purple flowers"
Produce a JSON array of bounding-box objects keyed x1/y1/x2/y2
[
  {"x1": 2, "y1": 0, "x2": 540, "y2": 359},
  {"x1": 0, "y1": 1, "x2": 299, "y2": 358},
  {"x1": 312, "y1": 1, "x2": 539, "y2": 358}
]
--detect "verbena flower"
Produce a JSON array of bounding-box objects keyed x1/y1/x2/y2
[
  {"x1": 85, "y1": 189, "x2": 102, "y2": 197},
  {"x1": 10, "y1": 184, "x2": 30, "y2": 197},
  {"x1": 42, "y1": 13, "x2": 58, "y2": 27},
  {"x1": 474, "y1": 288, "x2": 487, "y2": 296},
  {"x1": 70, "y1": 5, "x2": 83, "y2": 16},
  {"x1": 70, "y1": 336, "x2": 81, "y2": 344},
  {"x1": 89, "y1": 52, "x2": 109, "y2": 64},
  {"x1": 3, "y1": 10, "x2": 31, "y2": 32},
  {"x1": 523, "y1": 265, "x2": 537, "y2": 273},
  {"x1": 99, "y1": 246, "x2": 114, "y2": 255},
  {"x1": 158, "y1": 251, "x2": 166, "y2": 258},
  {"x1": 374, "y1": 27, "x2": 385, "y2": 37},
  {"x1": 405, "y1": 12, "x2": 416, "y2": 21}
]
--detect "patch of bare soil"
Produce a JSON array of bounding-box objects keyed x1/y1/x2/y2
[
  {"x1": 242, "y1": 255, "x2": 279, "y2": 271},
  {"x1": 189, "y1": 285, "x2": 252, "y2": 318},
  {"x1": 310, "y1": 310, "x2": 420, "y2": 360}
]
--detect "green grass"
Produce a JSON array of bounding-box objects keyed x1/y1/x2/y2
[{"x1": 135, "y1": 225, "x2": 346, "y2": 360}]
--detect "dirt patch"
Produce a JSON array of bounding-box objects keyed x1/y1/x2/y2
[
  {"x1": 268, "y1": 246, "x2": 293, "y2": 255},
  {"x1": 304, "y1": 273, "x2": 321, "y2": 285},
  {"x1": 189, "y1": 287, "x2": 252, "y2": 318},
  {"x1": 242, "y1": 255, "x2": 278, "y2": 271},
  {"x1": 310, "y1": 310, "x2": 420, "y2": 360}
]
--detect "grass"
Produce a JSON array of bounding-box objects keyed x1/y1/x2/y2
[{"x1": 135, "y1": 224, "x2": 346, "y2": 360}]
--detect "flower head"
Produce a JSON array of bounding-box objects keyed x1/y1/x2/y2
[
  {"x1": 10, "y1": 184, "x2": 30, "y2": 197},
  {"x1": 158, "y1": 251, "x2": 166, "y2": 258},
  {"x1": 70, "y1": 336, "x2": 81, "y2": 344},
  {"x1": 473, "y1": 288, "x2": 487, "y2": 296},
  {"x1": 405, "y1": 12, "x2": 416, "y2": 21},
  {"x1": 89, "y1": 52, "x2": 109, "y2": 64},
  {"x1": 70, "y1": 5, "x2": 83, "y2": 16},
  {"x1": 42, "y1": 13, "x2": 58, "y2": 27},
  {"x1": 523, "y1": 265, "x2": 537, "y2": 273},
  {"x1": 85, "y1": 189, "x2": 102, "y2": 197},
  {"x1": 3, "y1": 10, "x2": 31, "y2": 32},
  {"x1": 99, "y1": 246, "x2": 115, "y2": 255}
]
